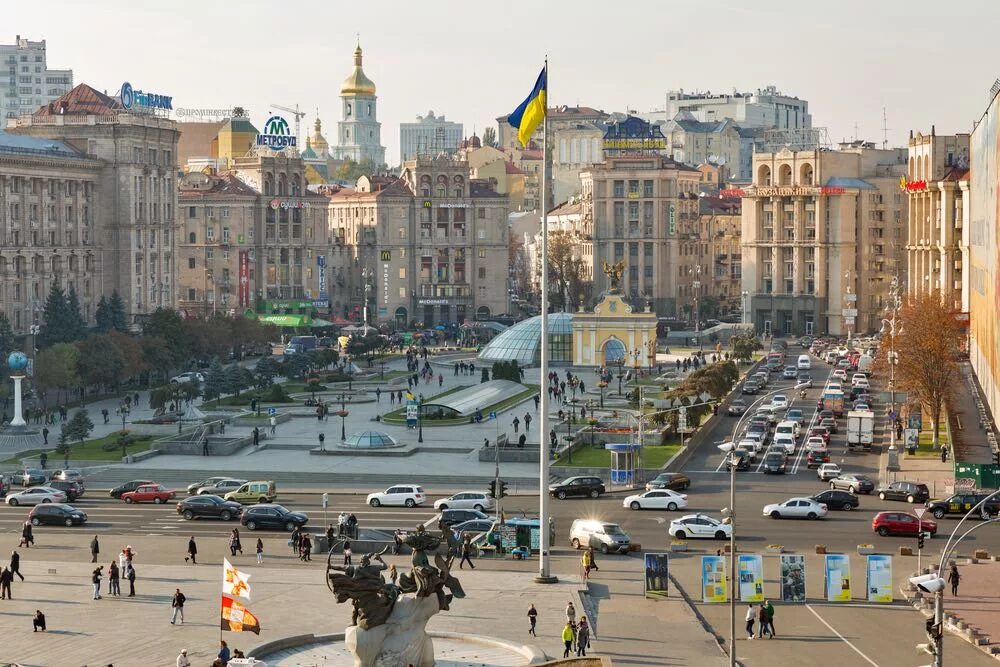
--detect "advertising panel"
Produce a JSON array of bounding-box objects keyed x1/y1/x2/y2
[
  {"x1": 701, "y1": 555, "x2": 728, "y2": 603},
  {"x1": 405, "y1": 400, "x2": 418, "y2": 427},
  {"x1": 644, "y1": 553, "x2": 669, "y2": 599},
  {"x1": 238, "y1": 251, "x2": 250, "y2": 307},
  {"x1": 824, "y1": 554, "x2": 852, "y2": 602},
  {"x1": 866, "y1": 555, "x2": 893, "y2": 603},
  {"x1": 737, "y1": 554, "x2": 764, "y2": 602},
  {"x1": 780, "y1": 555, "x2": 806, "y2": 602},
  {"x1": 317, "y1": 255, "x2": 327, "y2": 301}
]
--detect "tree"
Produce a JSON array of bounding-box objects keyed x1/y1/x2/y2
[
  {"x1": 491, "y1": 360, "x2": 522, "y2": 383},
  {"x1": 144, "y1": 308, "x2": 189, "y2": 367},
  {"x1": 698, "y1": 295, "x2": 721, "y2": 320},
  {"x1": 63, "y1": 409, "x2": 94, "y2": 446},
  {"x1": 334, "y1": 157, "x2": 381, "y2": 182},
  {"x1": 66, "y1": 286, "x2": 87, "y2": 340},
  {"x1": 224, "y1": 363, "x2": 253, "y2": 397},
  {"x1": 731, "y1": 331, "x2": 762, "y2": 364},
  {"x1": 253, "y1": 356, "x2": 281, "y2": 390},
  {"x1": 38, "y1": 284, "x2": 75, "y2": 348},
  {"x1": 547, "y1": 231, "x2": 589, "y2": 311},
  {"x1": 894, "y1": 292, "x2": 965, "y2": 449},
  {"x1": 282, "y1": 353, "x2": 311, "y2": 380},
  {"x1": 76, "y1": 334, "x2": 127, "y2": 395},
  {"x1": 140, "y1": 336, "x2": 175, "y2": 383},
  {"x1": 34, "y1": 343, "x2": 80, "y2": 406},
  {"x1": 481, "y1": 126, "x2": 497, "y2": 148},
  {"x1": 95, "y1": 296, "x2": 113, "y2": 333},
  {"x1": 109, "y1": 290, "x2": 128, "y2": 333},
  {"x1": 0, "y1": 312, "x2": 15, "y2": 368},
  {"x1": 108, "y1": 331, "x2": 146, "y2": 382},
  {"x1": 202, "y1": 359, "x2": 227, "y2": 402}
]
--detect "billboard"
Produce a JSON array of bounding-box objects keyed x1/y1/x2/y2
[
  {"x1": 866, "y1": 555, "x2": 893, "y2": 603},
  {"x1": 644, "y1": 553, "x2": 669, "y2": 599},
  {"x1": 701, "y1": 555, "x2": 728, "y2": 603},
  {"x1": 737, "y1": 554, "x2": 764, "y2": 602},
  {"x1": 779, "y1": 555, "x2": 806, "y2": 603},
  {"x1": 970, "y1": 89, "x2": 1000, "y2": 419},
  {"x1": 824, "y1": 554, "x2": 851, "y2": 602}
]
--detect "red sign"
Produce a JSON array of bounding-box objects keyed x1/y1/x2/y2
[
  {"x1": 903, "y1": 180, "x2": 928, "y2": 192},
  {"x1": 239, "y1": 251, "x2": 250, "y2": 307},
  {"x1": 820, "y1": 187, "x2": 846, "y2": 195},
  {"x1": 720, "y1": 188, "x2": 745, "y2": 198}
]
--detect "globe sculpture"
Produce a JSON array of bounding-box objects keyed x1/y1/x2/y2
[{"x1": 7, "y1": 351, "x2": 28, "y2": 373}]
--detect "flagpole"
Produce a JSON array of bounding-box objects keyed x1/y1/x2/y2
[{"x1": 535, "y1": 56, "x2": 557, "y2": 584}]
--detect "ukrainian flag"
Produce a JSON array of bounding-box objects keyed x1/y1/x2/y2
[{"x1": 507, "y1": 67, "x2": 547, "y2": 148}]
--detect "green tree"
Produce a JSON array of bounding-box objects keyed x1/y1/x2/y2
[
  {"x1": 140, "y1": 336, "x2": 174, "y2": 384},
  {"x1": 108, "y1": 331, "x2": 147, "y2": 383},
  {"x1": 202, "y1": 359, "x2": 227, "y2": 401},
  {"x1": 253, "y1": 356, "x2": 281, "y2": 390},
  {"x1": 144, "y1": 308, "x2": 188, "y2": 367},
  {"x1": 0, "y1": 312, "x2": 15, "y2": 366},
  {"x1": 282, "y1": 353, "x2": 311, "y2": 380},
  {"x1": 491, "y1": 360, "x2": 522, "y2": 383},
  {"x1": 34, "y1": 343, "x2": 80, "y2": 406},
  {"x1": 66, "y1": 286, "x2": 87, "y2": 340},
  {"x1": 76, "y1": 334, "x2": 127, "y2": 395},
  {"x1": 38, "y1": 284, "x2": 72, "y2": 348},
  {"x1": 225, "y1": 363, "x2": 253, "y2": 397},
  {"x1": 109, "y1": 290, "x2": 128, "y2": 333},
  {"x1": 481, "y1": 126, "x2": 497, "y2": 148},
  {"x1": 94, "y1": 296, "x2": 112, "y2": 333},
  {"x1": 334, "y1": 157, "x2": 380, "y2": 181},
  {"x1": 731, "y1": 331, "x2": 762, "y2": 364},
  {"x1": 63, "y1": 409, "x2": 94, "y2": 445}
]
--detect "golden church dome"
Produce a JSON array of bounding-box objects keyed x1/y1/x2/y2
[{"x1": 340, "y1": 45, "x2": 376, "y2": 96}]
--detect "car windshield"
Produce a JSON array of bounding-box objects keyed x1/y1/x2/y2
[
  {"x1": 603, "y1": 524, "x2": 625, "y2": 536},
  {"x1": 269, "y1": 505, "x2": 289, "y2": 514}
]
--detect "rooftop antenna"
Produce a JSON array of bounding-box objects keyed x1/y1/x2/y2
[
  {"x1": 853, "y1": 121, "x2": 859, "y2": 142},
  {"x1": 881, "y1": 107, "x2": 891, "y2": 150}
]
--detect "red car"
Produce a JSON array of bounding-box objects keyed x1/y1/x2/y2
[
  {"x1": 121, "y1": 484, "x2": 175, "y2": 504},
  {"x1": 806, "y1": 449, "x2": 830, "y2": 468},
  {"x1": 872, "y1": 511, "x2": 937, "y2": 537},
  {"x1": 807, "y1": 427, "x2": 831, "y2": 445}
]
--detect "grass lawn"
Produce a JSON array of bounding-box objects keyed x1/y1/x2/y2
[
  {"x1": 1, "y1": 433, "x2": 156, "y2": 464},
  {"x1": 554, "y1": 442, "x2": 682, "y2": 468},
  {"x1": 912, "y1": 416, "x2": 951, "y2": 457}
]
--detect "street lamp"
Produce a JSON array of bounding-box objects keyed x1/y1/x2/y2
[
  {"x1": 844, "y1": 271, "x2": 855, "y2": 346},
  {"x1": 718, "y1": 441, "x2": 742, "y2": 667},
  {"x1": 615, "y1": 358, "x2": 625, "y2": 396},
  {"x1": 693, "y1": 265, "x2": 702, "y2": 352},
  {"x1": 880, "y1": 276, "x2": 903, "y2": 465},
  {"x1": 119, "y1": 400, "x2": 130, "y2": 434},
  {"x1": 335, "y1": 394, "x2": 350, "y2": 441},
  {"x1": 417, "y1": 394, "x2": 425, "y2": 443},
  {"x1": 741, "y1": 290, "x2": 749, "y2": 327},
  {"x1": 597, "y1": 380, "x2": 607, "y2": 408}
]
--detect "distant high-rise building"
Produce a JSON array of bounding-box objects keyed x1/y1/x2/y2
[
  {"x1": 399, "y1": 111, "x2": 463, "y2": 161},
  {"x1": 0, "y1": 35, "x2": 73, "y2": 124},
  {"x1": 663, "y1": 86, "x2": 811, "y2": 131},
  {"x1": 332, "y1": 44, "x2": 385, "y2": 167}
]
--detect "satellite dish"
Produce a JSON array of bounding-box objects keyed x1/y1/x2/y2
[
  {"x1": 708, "y1": 154, "x2": 718, "y2": 164},
  {"x1": 716, "y1": 157, "x2": 727, "y2": 166}
]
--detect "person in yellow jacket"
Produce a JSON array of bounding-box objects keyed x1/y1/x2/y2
[
  {"x1": 562, "y1": 622, "x2": 576, "y2": 658},
  {"x1": 581, "y1": 549, "x2": 592, "y2": 580}
]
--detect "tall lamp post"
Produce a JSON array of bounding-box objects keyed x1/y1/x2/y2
[
  {"x1": 880, "y1": 276, "x2": 903, "y2": 464},
  {"x1": 597, "y1": 380, "x2": 607, "y2": 408},
  {"x1": 615, "y1": 358, "x2": 625, "y2": 396},
  {"x1": 417, "y1": 394, "x2": 425, "y2": 443},
  {"x1": 718, "y1": 441, "x2": 742, "y2": 667},
  {"x1": 741, "y1": 290, "x2": 749, "y2": 327},
  {"x1": 335, "y1": 394, "x2": 350, "y2": 441},
  {"x1": 693, "y1": 265, "x2": 703, "y2": 352}
]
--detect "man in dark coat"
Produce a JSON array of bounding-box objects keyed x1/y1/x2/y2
[
  {"x1": 186, "y1": 537, "x2": 197, "y2": 564},
  {"x1": 90, "y1": 535, "x2": 100, "y2": 563}
]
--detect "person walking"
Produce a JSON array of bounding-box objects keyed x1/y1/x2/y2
[
  {"x1": 745, "y1": 603, "x2": 755, "y2": 640},
  {"x1": 0, "y1": 566, "x2": 12, "y2": 599},
  {"x1": 108, "y1": 561, "x2": 120, "y2": 597},
  {"x1": 252, "y1": 426, "x2": 260, "y2": 447},
  {"x1": 757, "y1": 603, "x2": 770, "y2": 638},
  {"x1": 565, "y1": 601, "x2": 576, "y2": 626},
  {"x1": 527, "y1": 603, "x2": 538, "y2": 636},
  {"x1": 393, "y1": 529, "x2": 404, "y2": 555},
  {"x1": 511, "y1": 416, "x2": 520, "y2": 434},
  {"x1": 32, "y1": 610, "x2": 46, "y2": 632},
  {"x1": 459, "y1": 535, "x2": 475, "y2": 569},
  {"x1": 269, "y1": 415, "x2": 277, "y2": 436},
  {"x1": 343, "y1": 540, "x2": 352, "y2": 566},
  {"x1": 125, "y1": 561, "x2": 136, "y2": 597},
  {"x1": 20, "y1": 521, "x2": 33, "y2": 548},
  {"x1": 176, "y1": 649, "x2": 191, "y2": 667},
  {"x1": 764, "y1": 599, "x2": 775, "y2": 637},
  {"x1": 170, "y1": 588, "x2": 186, "y2": 625},
  {"x1": 186, "y1": 536, "x2": 198, "y2": 564},
  {"x1": 524, "y1": 412, "x2": 532, "y2": 432},
  {"x1": 948, "y1": 564, "x2": 962, "y2": 596},
  {"x1": 42, "y1": 427, "x2": 49, "y2": 445},
  {"x1": 91, "y1": 566, "x2": 103, "y2": 600},
  {"x1": 10, "y1": 550, "x2": 23, "y2": 581},
  {"x1": 576, "y1": 616, "x2": 591, "y2": 657},
  {"x1": 90, "y1": 535, "x2": 100, "y2": 563},
  {"x1": 256, "y1": 538, "x2": 264, "y2": 564},
  {"x1": 290, "y1": 528, "x2": 301, "y2": 555},
  {"x1": 561, "y1": 622, "x2": 576, "y2": 658},
  {"x1": 229, "y1": 529, "x2": 242, "y2": 557},
  {"x1": 301, "y1": 534, "x2": 312, "y2": 562},
  {"x1": 581, "y1": 548, "x2": 592, "y2": 580}
]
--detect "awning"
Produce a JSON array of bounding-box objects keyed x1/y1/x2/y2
[
  {"x1": 310, "y1": 318, "x2": 336, "y2": 328},
  {"x1": 257, "y1": 314, "x2": 308, "y2": 327}
]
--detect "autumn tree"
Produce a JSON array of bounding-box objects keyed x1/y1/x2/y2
[
  {"x1": 546, "y1": 231, "x2": 589, "y2": 311},
  {"x1": 509, "y1": 234, "x2": 532, "y2": 298},
  {"x1": 893, "y1": 292, "x2": 964, "y2": 449}
]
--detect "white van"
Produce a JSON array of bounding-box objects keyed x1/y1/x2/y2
[
  {"x1": 776, "y1": 420, "x2": 801, "y2": 440},
  {"x1": 569, "y1": 519, "x2": 631, "y2": 554},
  {"x1": 797, "y1": 354, "x2": 812, "y2": 370}
]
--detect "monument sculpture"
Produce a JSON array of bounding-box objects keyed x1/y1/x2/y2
[
  {"x1": 327, "y1": 524, "x2": 465, "y2": 666},
  {"x1": 0, "y1": 351, "x2": 44, "y2": 451},
  {"x1": 601, "y1": 259, "x2": 626, "y2": 293}
]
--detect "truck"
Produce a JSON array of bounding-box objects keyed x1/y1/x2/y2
[
  {"x1": 856, "y1": 354, "x2": 874, "y2": 374},
  {"x1": 846, "y1": 410, "x2": 875, "y2": 450},
  {"x1": 821, "y1": 389, "x2": 845, "y2": 417},
  {"x1": 284, "y1": 335, "x2": 318, "y2": 355}
]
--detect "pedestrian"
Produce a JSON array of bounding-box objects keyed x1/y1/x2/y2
[
  {"x1": 252, "y1": 426, "x2": 260, "y2": 447},
  {"x1": 170, "y1": 588, "x2": 186, "y2": 624},
  {"x1": 565, "y1": 601, "x2": 576, "y2": 625},
  {"x1": 9, "y1": 550, "x2": 23, "y2": 581},
  {"x1": 765, "y1": 599, "x2": 775, "y2": 637},
  {"x1": 91, "y1": 566, "x2": 103, "y2": 600},
  {"x1": 250, "y1": 536, "x2": 262, "y2": 564},
  {"x1": 218, "y1": 640, "x2": 231, "y2": 665},
  {"x1": 20, "y1": 520, "x2": 33, "y2": 548},
  {"x1": 948, "y1": 564, "x2": 961, "y2": 596},
  {"x1": 533, "y1": 394, "x2": 540, "y2": 411},
  {"x1": 527, "y1": 603, "x2": 538, "y2": 636},
  {"x1": 109, "y1": 561, "x2": 120, "y2": 596},
  {"x1": 375, "y1": 387, "x2": 382, "y2": 402},
  {"x1": 318, "y1": 433, "x2": 326, "y2": 449},
  {"x1": 32, "y1": 610, "x2": 46, "y2": 632},
  {"x1": 524, "y1": 412, "x2": 532, "y2": 431},
  {"x1": 326, "y1": 524, "x2": 336, "y2": 551},
  {"x1": 581, "y1": 549, "x2": 592, "y2": 580},
  {"x1": 90, "y1": 535, "x2": 100, "y2": 563},
  {"x1": 587, "y1": 546, "x2": 599, "y2": 572},
  {"x1": 0, "y1": 566, "x2": 12, "y2": 599},
  {"x1": 301, "y1": 534, "x2": 312, "y2": 562},
  {"x1": 125, "y1": 561, "x2": 136, "y2": 597},
  {"x1": 39, "y1": 451, "x2": 47, "y2": 469},
  {"x1": 186, "y1": 536, "x2": 198, "y2": 564},
  {"x1": 757, "y1": 603, "x2": 770, "y2": 638},
  {"x1": 102, "y1": 408, "x2": 109, "y2": 424},
  {"x1": 269, "y1": 415, "x2": 276, "y2": 436},
  {"x1": 393, "y1": 529, "x2": 404, "y2": 555},
  {"x1": 576, "y1": 616, "x2": 591, "y2": 656},
  {"x1": 745, "y1": 603, "x2": 755, "y2": 639},
  {"x1": 438, "y1": 374, "x2": 443, "y2": 387},
  {"x1": 511, "y1": 417, "x2": 520, "y2": 433},
  {"x1": 42, "y1": 427, "x2": 49, "y2": 445},
  {"x1": 176, "y1": 649, "x2": 191, "y2": 667},
  {"x1": 229, "y1": 529, "x2": 241, "y2": 556},
  {"x1": 562, "y1": 622, "x2": 575, "y2": 658},
  {"x1": 343, "y1": 540, "x2": 352, "y2": 566},
  {"x1": 459, "y1": 535, "x2": 475, "y2": 569}
]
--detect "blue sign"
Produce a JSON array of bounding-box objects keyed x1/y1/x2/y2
[
  {"x1": 488, "y1": 411, "x2": 497, "y2": 420},
  {"x1": 120, "y1": 82, "x2": 173, "y2": 111},
  {"x1": 256, "y1": 115, "x2": 297, "y2": 151},
  {"x1": 317, "y1": 255, "x2": 327, "y2": 300},
  {"x1": 267, "y1": 407, "x2": 277, "y2": 416}
]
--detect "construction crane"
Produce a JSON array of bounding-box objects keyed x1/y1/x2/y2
[{"x1": 271, "y1": 104, "x2": 306, "y2": 148}]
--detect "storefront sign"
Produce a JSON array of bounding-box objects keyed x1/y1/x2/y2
[
  {"x1": 380, "y1": 250, "x2": 392, "y2": 262},
  {"x1": 382, "y1": 262, "x2": 390, "y2": 306},
  {"x1": 269, "y1": 199, "x2": 309, "y2": 209},
  {"x1": 256, "y1": 115, "x2": 297, "y2": 151},
  {"x1": 317, "y1": 255, "x2": 327, "y2": 301},
  {"x1": 900, "y1": 177, "x2": 928, "y2": 192},
  {"x1": 748, "y1": 186, "x2": 846, "y2": 197},
  {"x1": 720, "y1": 188, "x2": 746, "y2": 198},
  {"x1": 644, "y1": 553, "x2": 669, "y2": 599},
  {"x1": 120, "y1": 81, "x2": 173, "y2": 111},
  {"x1": 668, "y1": 205, "x2": 676, "y2": 235},
  {"x1": 436, "y1": 203, "x2": 468, "y2": 209},
  {"x1": 602, "y1": 116, "x2": 668, "y2": 155},
  {"x1": 238, "y1": 251, "x2": 250, "y2": 307},
  {"x1": 418, "y1": 298, "x2": 449, "y2": 306}
]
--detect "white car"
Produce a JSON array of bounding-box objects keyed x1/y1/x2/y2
[
  {"x1": 853, "y1": 377, "x2": 870, "y2": 389},
  {"x1": 763, "y1": 497, "x2": 828, "y2": 520},
  {"x1": 6, "y1": 486, "x2": 67, "y2": 506},
  {"x1": 624, "y1": 489, "x2": 688, "y2": 511},
  {"x1": 773, "y1": 435, "x2": 796, "y2": 454},
  {"x1": 170, "y1": 371, "x2": 204, "y2": 384},
  {"x1": 805, "y1": 436, "x2": 827, "y2": 452},
  {"x1": 668, "y1": 513, "x2": 732, "y2": 540},
  {"x1": 771, "y1": 394, "x2": 788, "y2": 410},
  {"x1": 851, "y1": 373, "x2": 868, "y2": 385},
  {"x1": 366, "y1": 484, "x2": 426, "y2": 508},
  {"x1": 832, "y1": 369, "x2": 848, "y2": 381},
  {"x1": 782, "y1": 367, "x2": 798, "y2": 379},
  {"x1": 433, "y1": 491, "x2": 494, "y2": 512},
  {"x1": 817, "y1": 463, "x2": 842, "y2": 481},
  {"x1": 738, "y1": 438, "x2": 762, "y2": 454}
]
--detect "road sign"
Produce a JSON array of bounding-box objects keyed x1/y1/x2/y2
[
  {"x1": 844, "y1": 317, "x2": 856, "y2": 326},
  {"x1": 489, "y1": 411, "x2": 497, "y2": 420},
  {"x1": 845, "y1": 293, "x2": 857, "y2": 302},
  {"x1": 322, "y1": 493, "x2": 329, "y2": 509},
  {"x1": 914, "y1": 507, "x2": 926, "y2": 520},
  {"x1": 267, "y1": 407, "x2": 277, "y2": 416},
  {"x1": 842, "y1": 308, "x2": 858, "y2": 318}
]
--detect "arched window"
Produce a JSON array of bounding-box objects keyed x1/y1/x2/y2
[
  {"x1": 778, "y1": 164, "x2": 792, "y2": 186},
  {"x1": 346, "y1": 103, "x2": 352, "y2": 117},
  {"x1": 602, "y1": 338, "x2": 626, "y2": 364},
  {"x1": 263, "y1": 175, "x2": 273, "y2": 196},
  {"x1": 758, "y1": 165, "x2": 771, "y2": 186},
  {"x1": 923, "y1": 155, "x2": 930, "y2": 181},
  {"x1": 800, "y1": 163, "x2": 814, "y2": 185},
  {"x1": 188, "y1": 232, "x2": 196, "y2": 243},
  {"x1": 291, "y1": 174, "x2": 301, "y2": 196},
  {"x1": 908, "y1": 157, "x2": 915, "y2": 179},
  {"x1": 367, "y1": 104, "x2": 372, "y2": 116}
]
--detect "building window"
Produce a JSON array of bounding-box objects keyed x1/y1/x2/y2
[
  {"x1": 398, "y1": 267, "x2": 406, "y2": 279},
  {"x1": 188, "y1": 232, "x2": 196, "y2": 243},
  {"x1": 613, "y1": 180, "x2": 625, "y2": 198},
  {"x1": 478, "y1": 249, "x2": 486, "y2": 258},
  {"x1": 478, "y1": 267, "x2": 486, "y2": 279},
  {"x1": 188, "y1": 257, "x2": 196, "y2": 269},
  {"x1": 206, "y1": 227, "x2": 214, "y2": 241},
  {"x1": 188, "y1": 206, "x2": 196, "y2": 218},
  {"x1": 643, "y1": 180, "x2": 654, "y2": 197},
  {"x1": 222, "y1": 227, "x2": 230, "y2": 243},
  {"x1": 206, "y1": 248, "x2": 214, "y2": 260},
  {"x1": 436, "y1": 208, "x2": 449, "y2": 223},
  {"x1": 188, "y1": 288, "x2": 196, "y2": 301}
]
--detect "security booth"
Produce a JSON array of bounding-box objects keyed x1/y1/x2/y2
[{"x1": 606, "y1": 442, "x2": 640, "y2": 484}]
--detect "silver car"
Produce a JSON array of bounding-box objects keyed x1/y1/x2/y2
[
  {"x1": 196, "y1": 478, "x2": 247, "y2": 496},
  {"x1": 762, "y1": 497, "x2": 828, "y2": 520}
]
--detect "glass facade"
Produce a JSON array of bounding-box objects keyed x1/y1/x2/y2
[
  {"x1": 477, "y1": 313, "x2": 574, "y2": 366},
  {"x1": 340, "y1": 430, "x2": 402, "y2": 449}
]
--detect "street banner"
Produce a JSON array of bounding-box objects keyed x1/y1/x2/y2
[
  {"x1": 825, "y1": 554, "x2": 852, "y2": 602},
  {"x1": 238, "y1": 251, "x2": 250, "y2": 307},
  {"x1": 780, "y1": 555, "x2": 806, "y2": 603},
  {"x1": 866, "y1": 554, "x2": 893, "y2": 603},
  {"x1": 406, "y1": 400, "x2": 418, "y2": 427},
  {"x1": 737, "y1": 554, "x2": 764, "y2": 602},
  {"x1": 644, "y1": 553, "x2": 669, "y2": 599},
  {"x1": 701, "y1": 555, "x2": 728, "y2": 603}
]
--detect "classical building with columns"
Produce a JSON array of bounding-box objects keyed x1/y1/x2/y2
[
  {"x1": 740, "y1": 142, "x2": 907, "y2": 336},
  {"x1": 904, "y1": 129, "x2": 970, "y2": 312}
]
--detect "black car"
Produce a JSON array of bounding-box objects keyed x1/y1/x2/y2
[
  {"x1": 741, "y1": 382, "x2": 760, "y2": 395},
  {"x1": 762, "y1": 453, "x2": 787, "y2": 474},
  {"x1": 451, "y1": 519, "x2": 495, "y2": 536},
  {"x1": 48, "y1": 480, "x2": 84, "y2": 502},
  {"x1": 877, "y1": 481, "x2": 930, "y2": 504},
  {"x1": 240, "y1": 503, "x2": 309, "y2": 531},
  {"x1": 28, "y1": 503, "x2": 88, "y2": 526},
  {"x1": 439, "y1": 508, "x2": 489, "y2": 527},
  {"x1": 548, "y1": 476, "x2": 605, "y2": 499},
  {"x1": 645, "y1": 472, "x2": 691, "y2": 492},
  {"x1": 812, "y1": 489, "x2": 859, "y2": 511},
  {"x1": 110, "y1": 480, "x2": 154, "y2": 499},
  {"x1": 925, "y1": 493, "x2": 1000, "y2": 520},
  {"x1": 176, "y1": 495, "x2": 244, "y2": 521}
]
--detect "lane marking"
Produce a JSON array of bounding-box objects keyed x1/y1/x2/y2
[{"x1": 805, "y1": 604, "x2": 881, "y2": 667}]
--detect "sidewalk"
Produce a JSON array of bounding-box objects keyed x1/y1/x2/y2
[{"x1": 908, "y1": 559, "x2": 1000, "y2": 659}]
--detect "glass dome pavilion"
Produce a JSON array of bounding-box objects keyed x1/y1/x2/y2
[{"x1": 477, "y1": 313, "x2": 574, "y2": 366}]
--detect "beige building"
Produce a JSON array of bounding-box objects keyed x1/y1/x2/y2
[
  {"x1": 740, "y1": 142, "x2": 907, "y2": 336},
  {"x1": 661, "y1": 114, "x2": 741, "y2": 173},
  {"x1": 0, "y1": 131, "x2": 102, "y2": 332},
  {"x1": 676, "y1": 195, "x2": 742, "y2": 321},
  {"x1": 581, "y1": 155, "x2": 701, "y2": 315},
  {"x1": 324, "y1": 155, "x2": 509, "y2": 328},
  {"x1": 905, "y1": 129, "x2": 970, "y2": 311},
  {"x1": 10, "y1": 84, "x2": 180, "y2": 324}
]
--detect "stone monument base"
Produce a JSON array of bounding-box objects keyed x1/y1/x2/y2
[{"x1": 0, "y1": 424, "x2": 46, "y2": 453}]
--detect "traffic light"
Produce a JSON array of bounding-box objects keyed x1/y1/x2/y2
[
  {"x1": 917, "y1": 532, "x2": 925, "y2": 550},
  {"x1": 488, "y1": 480, "x2": 497, "y2": 499},
  {"x1": 498, "y1": 480, "x2": 509, "y2": 499}
]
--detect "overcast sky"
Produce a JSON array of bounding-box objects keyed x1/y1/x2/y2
[{"x1": 9, "y1": 0, "x2": 1000, "y2": 165}]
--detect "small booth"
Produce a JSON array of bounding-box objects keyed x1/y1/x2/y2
[{"x1": 605, "y1": 442, "x2": 640, "y2": 484}]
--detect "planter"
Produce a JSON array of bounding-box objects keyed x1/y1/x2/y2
[
  {"x1": 765, "y1": 544, "x2": 784, "y2": 554},
  {"x1": 815, "y1": 545, "x2": 827, "y2": 555},
  {"x1": 975, "y1": 549, "x2": 989, "y2": 560},
  {"x1": 670, "y1": 541, "x2": 689, "y2": 552},
  {"x1": 723, "y1": 543, "x2": 734, "y2": 554},
  {"x1": 857, "y1": 544, "x2": 875, "y2": 555},
  {"x1": 899, "y1": 546, "x2": 914, "y2": 556}
]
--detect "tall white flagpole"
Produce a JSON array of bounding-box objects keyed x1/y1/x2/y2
[{"x1": 535, "y1": 57, "x2": 557, "y2": 584}]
